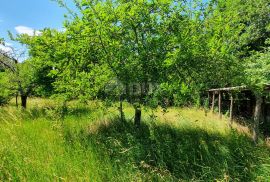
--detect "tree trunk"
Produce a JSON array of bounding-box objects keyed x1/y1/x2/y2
[
  {"x1": 140, "y1": 83, "x2": 144, "y2": 101},
  {"x1": 21, "y1": 95, "x2": 27, "y2": 109},
  {"x1": 15, "y1": 94, "x2": 18, "y2": 107},
  {"x1": 119, "y1": 95, "x2": 124, "y2": 122},
  {"x1": 134, "y1": 105, "x2": 141, "y2": 127},
  {"x1": 125, "y1": 83, "x2": 130, "y2": 102},
  {"x1": 144, "y1": 81, "x2": 149, "y2": 95},
  {"x1": 253, "y1": 95, "x2": 263, "y2": 144}
]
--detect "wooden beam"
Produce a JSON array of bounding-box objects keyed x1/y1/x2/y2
[
  {"x1": 218, "y1": 91, "x2": 222, "y2": 119},
  {"x1": 211, "y1": 92, "x2": 215, "y2": 112},
  {"x1": 208, "y1": 84, "x2": 270, "y2": 92},
  {"x1": 229, "y1": 93, "x2": 233, "y2": 125},
  {"x1": 208, "y1": 86, "x2": 247, "y2": 92}
]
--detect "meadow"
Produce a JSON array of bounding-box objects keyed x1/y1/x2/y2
[{"x1": 0, "y1": 98, "x2": 270, "y2": 181}]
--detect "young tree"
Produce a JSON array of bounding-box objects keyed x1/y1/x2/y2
[
  {"x1": 16, "y1": 26, "x2": 112, "y2": 102},
  {"x1": 14, "y1": 61, "x2": 37, "y2": 108}
]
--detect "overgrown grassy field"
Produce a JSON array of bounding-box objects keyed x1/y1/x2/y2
[{"x1": 0, "y1": 98, "x2": 270, "y2": 181}]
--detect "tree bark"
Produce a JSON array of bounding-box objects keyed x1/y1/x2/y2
[
  {"x1": 253, "y1": 95, "x2": 263, "y2": 144},
  {"x1": 15, "y1": 94, "x2": 18, "y2": 107},
  {"x1": 119, "y1": 95, "x2": 124, "y2": 122},
  {"x1": 134, "y1": 105, "x2": 141, "y2": 127},
  {"x1": 125, "y1": 83, "x2": 130, "y2": 102},
  {"x1": 21, "y1": 95, "x2": 27, "y2": 109},
  {"x1": 144, "y1": 81, "x2": 149, "y2": 95},
  {"x1": 140, "y1": 83, "x2": 144, "y2": 101}
]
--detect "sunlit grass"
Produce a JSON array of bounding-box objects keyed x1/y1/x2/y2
[{"x1": 0, "y1": 98, "x2": 270, "y2": 181}]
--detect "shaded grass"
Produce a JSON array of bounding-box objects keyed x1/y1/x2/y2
[
  {"x1": 0, "y1": 98, "x2": 270, "y2": 181},
  {"x1": 67, "y1": 118, "x2": 270, "y2": 181}
]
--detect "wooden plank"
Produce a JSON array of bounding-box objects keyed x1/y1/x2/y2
[{"x1": 208, "y1": 84, "x2": 270, "y2": 92}]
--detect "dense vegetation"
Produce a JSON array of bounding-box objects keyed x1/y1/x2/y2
[
  {"x1": 1, "y1": 0, "x2": 270, "y2": 180},
  {"x1": 2, "y1": 0, "x2": 269, "y2": 105}
]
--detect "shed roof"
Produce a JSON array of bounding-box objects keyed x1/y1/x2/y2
[
  {"x1": 208, "y1": 84, "x2": 270, "y2": 92},
  {"x1": 208, "y1": 86, "x2": 247, "y2": 92}
]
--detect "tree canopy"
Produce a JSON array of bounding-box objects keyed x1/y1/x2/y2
[{"x1": 1, "y1": 0, "x2": 269, "y2": 109}]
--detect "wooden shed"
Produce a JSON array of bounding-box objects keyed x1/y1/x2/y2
[{"x1": 208, "y1": 85, "x2": 270, "y2": 141}]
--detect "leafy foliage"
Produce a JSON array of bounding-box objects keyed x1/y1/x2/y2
[
  {"x1": 0, "y1": 72, "x2": 12, "y2": 105},
  {"x1": 245, "y1": 49, "x2": 270, "y2": 93},
  {"x1": 2, "y1": 0, "x2": 268, "y2": 107}
]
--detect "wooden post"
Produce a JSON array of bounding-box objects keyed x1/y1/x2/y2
[
  {"x1": 262, "y1": 97, "x2": 267, "y2": 136},
  {"x1": 218, "y1": 91, "x2": 222, "y2": 119},
  {"x1": 253, "y1": 95, "x2": 262, "y2": 144},
  {"x1": 211, "y1": 92, "x2": 215, "y2": 112},
  {"x1": 207, "y1": 92, "x2": 210, "y2": 107},
  {"x1": 229, "y1": 93, "x2": 233, "y2": 125}
]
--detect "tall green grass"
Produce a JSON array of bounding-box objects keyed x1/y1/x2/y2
[{"x1": 0, "y1": 98, "x2": 270, "y2": 181}]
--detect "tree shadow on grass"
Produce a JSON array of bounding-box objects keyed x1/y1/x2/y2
[
  {"x1": 25, "y1": 105, "x2": 93, "y2": 120},
  {"x1": 63, "y1": 118, "x2": 270, "y2": 181}
]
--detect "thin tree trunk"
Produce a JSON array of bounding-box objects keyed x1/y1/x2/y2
[
  {"x1": 144, "y1": 81, "x2": 149, "y2": 95},
  {"x1": 134, "y1": 105, "x2": 141, "y2": 127},
  {"x1": 119, "y1": 95, "x2": 124, "y2": 122},
  {"x1": 253, "y1": 95, "x2": 263, "y2": 144},
  {"x1": 21, "y1": 95, "x2": 27, "y2": 109},
  {"x1": 125, "y1": 83, "x2": 130, "y2": 102},
  {"x1": 15, "y1": 94, "x2": 18, "y2": 107},
  {"x1": 140, "y1": 83, "x2": 143, "y2": 101}
]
